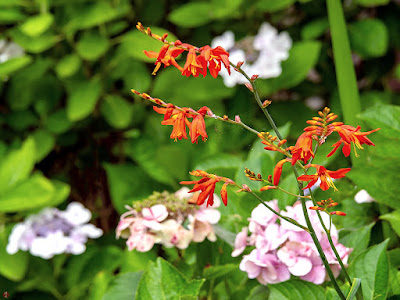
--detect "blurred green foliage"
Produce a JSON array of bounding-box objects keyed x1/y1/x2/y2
[{"x1": 0, "y1": 0, "x2": 400, "y2": 299}]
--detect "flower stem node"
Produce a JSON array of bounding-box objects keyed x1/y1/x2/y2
[{"x1": 262, "y1": 100, "x2": 272, "y2": 108}]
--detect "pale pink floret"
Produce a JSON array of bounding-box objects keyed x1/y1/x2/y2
[
  {"x1": 248, "y1": 200, "x2": 279, "y2": 233},
  {"x1": 142, "y1": 204, "x2": 169, "y2": 230},
  {"x1": 232, "y1": 227, "x2": 248, "y2": 257},
  {"x1": 127, "y1": 232, "x2": 155, "y2": 252},
  {"x1": 157, "y1": 219, "x2": 193, "y2": 249},
  {"x1": 256, "y1": 223, "x2": 288, "y2": 254}
]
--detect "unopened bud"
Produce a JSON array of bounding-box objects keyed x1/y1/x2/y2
[
  {"x1": 131, "y1": 89, "x2": 141, "y2": 95},
  {"x1": 309, "y1": 206, "x2": 323, "y2": 211},
  {"x1": 245, "y1": 83, "x2": 254, "y2": 92},
  {"x1": 251, "y1": 74, "x2": 259, "y2": 81},
  {"x1": 223, "y1": 115, "x2": 229, "y2": 120},
  {"x1": 174, "y1": 40, "x2": 182, "y2": 46},
  {"x1": 330, "y1": 211, "x2": 346, "y2": 216},
  {"x1": 161, "y1": 33, "x2": 168, "y2": 41},
  {"x1": 146, "y1": 27, "x2": 152, "y2": 35},
  {"x1": 260, "y1": 185, "x2": 277, "y2": 191},
  {"x1": 237, "y1": 61, "x2": 244, "y2": 68},
  {"x1": 235, "y1": 115, "x2": 241, "y2": 123},
  {"x1": 267, "y1": 175, "x2": 272, "y2": 182},
  {"x1": 142, "y1": 93, "x2": 151, "y2": 99},
  {"x1": 242, "y1": 184, "x2": 251, "y2": 192},
  {"x1": 262, "y1": 100, "x2": 271, "y2": 108},
  {"x1": 136, "y1": 22, "x2": 144, "y2": 30},
  {"x1": 277, "y1": 139, "x2": 287, "y2": 147}
]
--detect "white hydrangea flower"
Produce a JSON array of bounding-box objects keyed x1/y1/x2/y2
[
  {"x1": 0, "y1": 40, "x2": 24, "y2": 63},
  {"x1": 354, "y1": 189, "x2": 375, "y2": 204},
  {"x1": 6, "y1": 202, "x2": 102, "y2": 259},
  {"x1": 211, "y1": 23, "x2": 292, "y2": 87}
]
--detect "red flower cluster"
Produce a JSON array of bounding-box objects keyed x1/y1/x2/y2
[
  {"x1": 138, "y1": 23, "x2": 230, "y2": 78},
  {"x1": 154, "y1": 105, "x2": 209, "y2": 143},
  {"x1": 180, "y1": 170, "x2": 235, "y2": 207}
]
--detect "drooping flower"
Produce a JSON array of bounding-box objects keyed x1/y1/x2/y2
[
  {"x1": 287, "y1": 132, "x2": 315, "y2": 166},
  {"x1": 297, "y1": 164, "x2": 351, "y2": 191},
  {"x1": 272, "y1": 158, "x2": 291, "y2": 186},
  {"x1": 190, "y1": 107, "x2": 209, "y2": 143},
  {"x1": 7, "y1": 202, "x2": 102, "y2": 259},
  {"x1": 153, "y1": 106, "x2": 194, "y2": 141},
  {"x1": 182, "y1": 47, "x2": 205, "y2": 77},
  {"x1": 144, "y1": 44, "x2": 185, "y2": 75},
  {"x1": 328, "y1": 125, "x2": 380, "y2": 157},
  {"x1": 199, "y1": 45, "x2": 231, "y2": 78}
]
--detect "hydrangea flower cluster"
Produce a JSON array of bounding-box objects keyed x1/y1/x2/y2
[
  {"x1": 6, "y1": 202, "x2": 103, "y2": 259},
  {"x1": 116, "y1": 188, "x2": 222, "y2": 252},
  {"x1": 233, "y1": 200, "x2": 351, "y2": 285},
  {"x1": 211, "y1": 23, "x2": 292, "y2": 87}
]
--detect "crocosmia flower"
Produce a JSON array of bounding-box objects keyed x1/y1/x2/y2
[
  {"x1": 297, "y1": 164, "x2": 351, "y2": 191},
  {"x1": 6, "y1": 202, "x2": 102, "y2": 259},
  {"x1": 144, "y1": 44, "x2": 184, "y2": 75},
  {"x1": 153, "y1": 106, "x2": 194, "y2": 141},
  {"x1": 287, "y1": 132, "x2": 315, "y2": 165},
  {"x1": 182, "y1": 47, "x2": 204, "y2": 77}
]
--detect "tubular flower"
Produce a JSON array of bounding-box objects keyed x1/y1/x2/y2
[
  {"x1": 190, "y1": 107, "x2": 209, "y2": 144},
  {"x1": 199, "y1": 45, "x2": 231, "y2": 78},
  {"x1": 272, "y1": 158, "x2": 291, "y2": 186},
  {"x1": 180, "y1": 170, "x2": 235, "y2": 207},
  {"x1": 182, "y1": 47, "x2": 205, "y2": 77},
  {"x1": 327, "y1": 125, "x2": 380, "y2": 157},
  {"x1": 153, "y1": 106, "x2": 194, "y2": 141},
  {"x1": 144, "y1": 45, "x2": 184, "y2": 75},
  {"x1": 287, "y1": 132, "x2": 315, "y2": 166},
  {"x1": 297, "y1": 164, "x2": 351, "y2": 191}
]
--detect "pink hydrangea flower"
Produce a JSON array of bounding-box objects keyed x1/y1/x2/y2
[{"x1": 232, "y1": 227, "x2": 249, "y2": 257}]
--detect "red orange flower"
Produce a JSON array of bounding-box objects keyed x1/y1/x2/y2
[
  {"x1": 297, "y1": 164, "x2": 351, "y2": 191},
  {"x1": 199, "y1": 45, "x2": 231, "y2": 78},
  {"x1": 327, "y1": 125, "x2": 380, "y2": 157},
  {"x1": 180, "y1": 170, "x2": 234, "y2": 207},
  {"x1": 287, "y1": 132, "x2": 315, "y2": 166},
  {"x1": 144, "y1": 45, "x2": 184, "y2": 75},
  {"x1": 182, "y1": 47, "x2": 205, "y2": 77},
  {"x1": 190, "y1": 107, "x2": 209, "y2": 143},
  {"x1": 153, "y1": 106, "x2": 194, "y2": 141},
  {"x1": 272, "y1": 158, "x2": 291, "y2": 186}
]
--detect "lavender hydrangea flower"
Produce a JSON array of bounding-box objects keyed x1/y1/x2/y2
[{"x1": 6, "y1": 202, "x2": 102, "y2": 259}]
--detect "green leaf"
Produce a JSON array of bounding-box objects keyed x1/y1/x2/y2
[
  {"x1": 116, "y1": 29, "x2": 178, "y2": 63},
  {"x1": 211, "y1": 0, "x2": 243, "y2": 19},
  {"x1": 247, "y1": 285, "x2": 269, "y2": 300},
  {"x1": 88, "y1": 271, "x2": 112, "y2": 300},
  {"x1": 102, "y1": 272, "x2": 142, "y2": 300},
  {"x1": 195, "y1": 154, "x2": 243, "y2": 172},
  {"x1": 0, "y1": 8, "x2": 25, "y2": 24},
  {"x1": 100, "y1": 95, "x2": 133, "y2": 129},
  {"x1": 202, "y1": 264, "x2": 238, "y2": 280},
  {"x1": 66, "y1": 79, "x2": 102, "y2": 121},
  {"x1": 358, "y1": 104, "x2": 400, "y2": 139},
  {"x1": 349, "y1": 19, "x2": 388, "y2": 58},
  {"x1": 381, "y1": 211, "x2": 400, "y2": 237},
  {"x1": 256, "y1": 0, "x2": 295, "y2": 12},
  {"x1": 0, "y1": 56, "x2": 32, "y2": 78},
  {"x1": 257, "y1": 41, "x2": 321, "y2": 95},
  {"x1": 346, "y1": 278, "x2": 362, "y2": 300},
  {"x1": 8, "y1": 28, "x2": 58, "y2": 53},
  {"x1": 111, "y1": 58, "x2": 151, "y2": 93},
  {"x1": 65, "y1": 0, "x2": 131, "y2": 32},
  {"x1": 135, "y1": 257, "x2": 205, "y2": 300},
  {"x1": 355, "y1": 0, "x2": 389, "y2": 6},
  {"x1": 168, "y1": 3, "x2": 212, "y2": 28},
  {"x1": 0, "y1": 137, "x2": 35, "y2": 193},
  {"x1": 45, "y1": 109, "x2": 73, "y2": 134},
  {"x1": 348, "y1": 240, "x2": 389, "y2": 300},
  {"x1": 19, "y1": 13, "x2": 53, "y2": 37},
  {"x1": 0, "y1": 173, "x2": 56, "y2": 212},
  {"x1": 32, "y1": 129, "x2": 55, "y2": 162},
  {"x1": 340, "y1": 222, "x2": 375, "y2": 260},
  {"x1": 120, "y1": 249, "x2": 158, "y2": 273},
  {"x1": 0, "y1": 225, "x2": 29, "y2": 281},
  {"x1": 301, "y1": 18, "x2": 329, "y2": 40},
  {"x1": 268, "y1": 279, "x2": 325, "y2": 300},
  {"x1": 55, "y1": 54, "x2": 82, "y2": 78},
  {"x1": 76, "y1": 31, "x2": 109, "y2": 61}
]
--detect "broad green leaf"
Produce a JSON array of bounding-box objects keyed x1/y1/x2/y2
[
  {"x1": 120, "y1": 249, "x2": 158, "y2": 273},
  {"x1": 195, "y1": 154, "x2": 243, "y2": 172},
  {"x1": 17, "y1": 257, "x2": 57, "y2": 293},
  {"x1": 102, "y1": 272, "x2": 142, "y2": 300},
  {"x1": 339, "y1": 222, "x2": 375, "y2": 260},
  {"x1": 45, "y1": 109, "x2": 73, "y2": 134},
  {"x1": 0, "y1": 56, "x2": 32, "y2": 78},
  {"x1": 8, "y1": 28, "x2": 58, "y2": 53},
  {"x1": 349, "y1": 19, "x2": 388, "y2": 58},
  {"x1": 202, "y1": 264, "x2": 238, "y2": 279},
  {"x1": 88, "y1": 272, "x2": 112, "y2": 300},
  {"x1": 135, "y1": 257, "x2": 205, "y2": 300},
  {"x1": 256, "y1": 0, "x2": 295, "y2": 12},
  {"x1": 65, "y1": 0, "x2": 131, "y2": 32},
  {"x1": 0, "y1": 225, "x2": 29, "y2": 281},
  {"x1": 346, "y1": 278, "x2": 362, "y2": 300},
  {"x1": 32, "y1": 129, "x2": 55, "y2": 162},
  {"x1": 0, "y1": 173, "x2": 55, "y2": 212},
  {"x1": 168, "y1": 3, "x2": 212, "y2": 28},
  {"x1": 100, "y1": 95, "x2": 133, "y2": 129},
  {"x1": 55, "y1": 54, "x2": 82, "y2": 78},
  {"x1": 355, "y1": 0, "x2": 389, "y2": 6},
  {"x1": 0, "y1": 137, "x2": 35, "y2": 193},
  {"x1": 116, "y1": 29, "x2": 178, "y2": 63},
  {"x1": 247, "y1": 285, "x2": 269, "y2": 300},
  {"x1": 301, "y1": 18, "x2": 329, "y2": 40},
  {"x1": 268, "y1": 279, "x2": 325, "y2": 300},
  {"x1": 66, "y1": 79, "x2": 102, "y2": 121},
  {"x1": 152, "y1": 67, "x2": 233, "y2": 106},
  {"x1": 348, "y1": 240, "x2": 389, "y2": 300},
  {"x1": 76, "y1": 31, "x2": 109, "y2": 61},
  {"x1": 257, "y1": 41, "x2": 321, "y2": 96},
  {"x1": 358, "y1": 104, "x2": 400, "y2": 138},
  {"x1": 0, "y1": 8, "x2": 25, "y2": 24},
  {"x1": 19, "y1": 13, "x2": 53, "y2": 37},
  {"x1": 381, "y1": 211, "x2": 400, "y2": 237},
  {"x1": 103, "y1": 163, "x2": 155, "y2": 214},
  {"x1": 211, "y1": 0, "x2": 243, "y2": 19},
  {"x1": 324, "y1": 284, "x2": 351, "y2": 300}
]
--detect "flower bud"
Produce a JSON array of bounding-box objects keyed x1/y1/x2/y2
[
  {"x1": 236, "y1": 61, "x2": 244, "y2": 68},
  {"x1": 245, "y1": 83, "x2": 253, "y2": 92},
  {"x1": 262, "y1": 100, "x2": 271, "y2": 108},
  {"x1": 235, "y1": 115, "x2": 241, "y2": 123}
]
